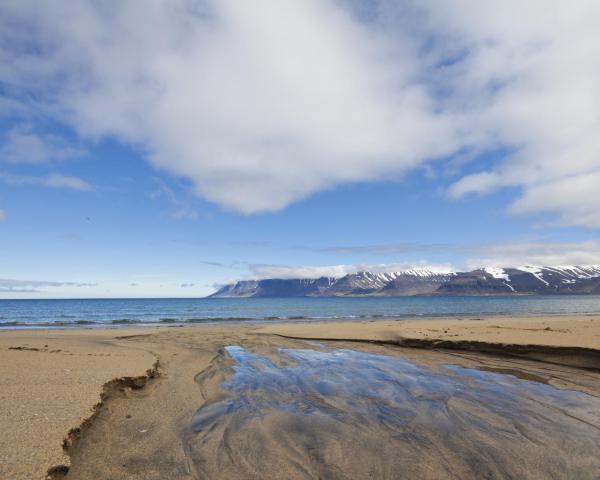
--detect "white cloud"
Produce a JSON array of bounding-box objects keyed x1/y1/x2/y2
[
  {"x1": 0, "y1": 172, "x2": 92, "y2": 191},
  {"x1": 1, "y1": 1, "x2": 599, "y2": 225},
  {"x1": 249, "y1": 262, "x2": 454, "y2": 279},
  {"x1": 44, "y1": 174, "x2": 91, "y2": 191},
  {"x1": 509, "y1": 173, "x2": 600, "y2": 228},
  {"x1": 0, "y1": 278, "x2": 96, "y2": 293},
  {"x1": 431, "y1": 1, "x2": 600, "y2": 227},
  {"x1": 250, "y1": 240, "x2": 600, "y2": 278},
  {"x1": 447, "y1": 172, "x2": 504, "y2": 199},
  {"x1": 0, "y1": 0, "x2": 460, "y2": 214},
  {"x1": 466, "y1": 240, "x2": 600, "y2": 269},
  {"x1": 149, "y1": 180, "x2": 199, "y2": 221},
  {"x1": 0, "y1": 209, "x2": 5, "y2": 221},
  {"x1": 0, "y1": 126, "x2": 83, "y2": 164}
]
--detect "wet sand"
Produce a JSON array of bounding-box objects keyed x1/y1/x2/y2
[
  {"x1": 1, "y1": 314, "x2": 600, "y2": 479},
  {"x1": 262, "y1": 314, "x2": 600, "y2": 370}
]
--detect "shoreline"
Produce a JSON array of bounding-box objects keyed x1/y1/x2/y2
[
  {"x1": 2, "y1": 310, "x2": 600, "y2": 330},
  {"x1": 2, "y1": 314, "x2": 600, "y2": 478}
]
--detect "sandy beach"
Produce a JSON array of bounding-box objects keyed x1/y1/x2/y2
[
  {"x1": 2, "y1": 314, "x2": 600, "y2": 479},
  {"x1": 4, "y1": 0, "x2": 598, "y2": 477}
]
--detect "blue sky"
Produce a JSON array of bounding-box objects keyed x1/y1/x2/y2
[{"x1": 1, "y1": 1, "x2": 600, "y2": 298}]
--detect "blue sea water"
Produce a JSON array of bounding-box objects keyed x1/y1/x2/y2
[{"x1": 1, "y1": 295, "x2": 600, "y2": 328}]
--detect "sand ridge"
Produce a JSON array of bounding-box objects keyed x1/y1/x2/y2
[{"x1": 0, "y1": 328, "x2": 158, "y2": 480}]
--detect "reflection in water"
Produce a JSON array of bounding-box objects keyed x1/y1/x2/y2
[{"x1": 187, "y1": 346, "x2": 600, "y2": 480}]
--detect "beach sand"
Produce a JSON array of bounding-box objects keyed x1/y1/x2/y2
[
  {"x1": 0, "y1": 329, "x2": 158, "y2": 480},
  {"x1": 1, "y1": 314, "x2": 600, "y2": 479}
]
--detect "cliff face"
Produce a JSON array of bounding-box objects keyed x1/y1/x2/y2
[{"x1": 209, "y1": 266, "x2": 600, "y2": 297}]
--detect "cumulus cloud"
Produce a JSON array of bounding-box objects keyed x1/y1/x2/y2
[
  {"x1": 509, "y1": 173, "x2": 600, "y2": 228},
  {"x1": 0, "y1": 172, "x2": 92, "y2": 191},
  {"x1": 1, "y1": 0, "x2": 599, "y2": 224},
  {"x1": 431, "y1": 1, "x2": 600, "y2": 227},
  {"x1": 0, "y1": 0, "x2": 459, "y2": 214},
  {"x1": 447, "y1": 172, "x2": 504, "y2": 199}
]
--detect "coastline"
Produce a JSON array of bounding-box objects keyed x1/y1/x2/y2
[{"x1": 2, "y1": 314, "x2": 600, "y2": 479}]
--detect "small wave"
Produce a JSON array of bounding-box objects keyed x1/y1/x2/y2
[
  {"x1": 186, "y1": 318, "x2": 213, "y2": 323},
  {"x1": 111, "y1": 319, "x2": 141, "y2": 325},
  {"x1": 0, "y1": 320, "x2": 100, "y2": 327}
]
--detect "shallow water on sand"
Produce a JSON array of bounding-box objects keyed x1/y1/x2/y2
[{"x1": 186, "y1": 346, "x2": 600, "y2": 479}]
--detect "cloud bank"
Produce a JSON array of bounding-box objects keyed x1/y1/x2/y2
[
  {"x1": 1, "y1": 1, "x2": 599, "y2": 225},
  {"x1": 248, "y1": 262, "x2": 454, "y2": 279},
  {"x1": 249, "y1": 239, "x2": 600, "y2": 279},
  {"x1": 0, "y1": 278, "x2": 96, "y2": 293},
  {"x1": 466, "y1": 240, "x2": 600, "y2": 270}
]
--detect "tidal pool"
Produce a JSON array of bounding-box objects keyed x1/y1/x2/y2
[{"x1": 186, "y1": 346, "x2": 600, "y2": 480}]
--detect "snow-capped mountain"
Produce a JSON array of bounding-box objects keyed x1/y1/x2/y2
[
  {"x1": 436, "y1": 266, "x2": 600, "y2": 295},
  {"x1": 209, "y1": 265, "x2": 600, "y2": 297}
]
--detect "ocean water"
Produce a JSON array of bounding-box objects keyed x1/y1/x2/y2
[{"x1": 1, "y1": 295, "x2": 600, "y2": 328}]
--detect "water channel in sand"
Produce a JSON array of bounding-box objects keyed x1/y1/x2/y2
[
  {"x1": 185, "y1": 345, "x2": 600, "y2": 480},
  {"x1": 58, "y1": 330, "x2": 600, "y2": 480}
]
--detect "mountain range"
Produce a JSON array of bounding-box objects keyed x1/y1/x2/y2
[{"x1": 209, "y1": 266, "x2": 600, "y2": 297}]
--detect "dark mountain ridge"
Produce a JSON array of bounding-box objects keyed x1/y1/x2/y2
[{"x1": 209, "y1": 266, "x2": 600, "y2": 297}]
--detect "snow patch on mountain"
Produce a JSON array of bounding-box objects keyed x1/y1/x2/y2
[
  {"x1": 484, "y1": 267, "x2": 510, "y2": 282},
  {"x1": 518, "y1": 266, "x2": 550, "y2": 286},
  {"x1": 398, "y1": 269, "x2": 456, "y2": 278},
  {"x1": 545, "y1": 265, "x2": 600, "y2": 279}
]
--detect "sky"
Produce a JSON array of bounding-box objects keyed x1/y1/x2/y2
[{"x1": 1, "y1": 0, "x2": 600, "y2": 298}]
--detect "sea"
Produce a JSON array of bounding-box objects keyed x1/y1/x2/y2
[{"x1": 1, "y1": 295, "x2": 600, "y2": 328}]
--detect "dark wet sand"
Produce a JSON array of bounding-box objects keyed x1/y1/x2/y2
[
  {"x1": 184, "y1": 343, "x2": 600, "y2": 480},
  {"x1": 2, "y1": 315, "x2": 600, "y2": 479}
]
